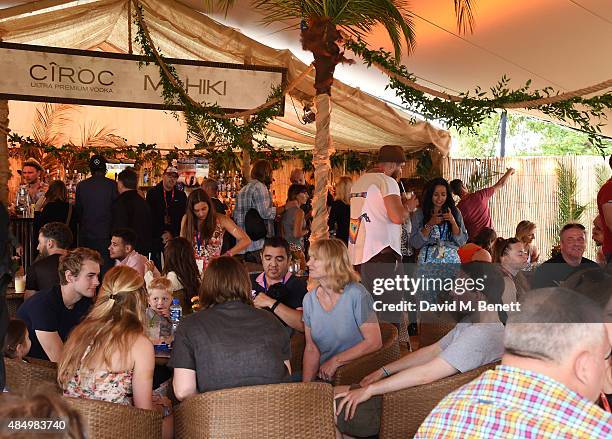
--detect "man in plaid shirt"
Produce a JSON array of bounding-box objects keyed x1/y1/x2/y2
[
  {"x1": 416, "y1": 287, "x2": 611, "y2": 438},
  {"x1": 233, "y1": 160, "x2": 277, "y2": 262}
]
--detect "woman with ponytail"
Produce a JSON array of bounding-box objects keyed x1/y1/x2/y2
[{"x1": 58, "y1": 266, "x2": 173, "y2": 438}]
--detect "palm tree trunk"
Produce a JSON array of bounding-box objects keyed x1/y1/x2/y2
[
  {"x1": 309, "y1": 94, "x2": 334, "y2": 244},
  {"x1": 0, "y1": 100, "x2": 9, "y2": 205}
]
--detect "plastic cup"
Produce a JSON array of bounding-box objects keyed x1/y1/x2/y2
[{"x1": 14, "y1": 275, "x2": 26, "y2": 293}]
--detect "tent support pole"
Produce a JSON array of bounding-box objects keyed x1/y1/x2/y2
[
  {"x1": 127, "y1": 0, "x2": 133, "y2": 54},
  {"x1": 499, "y1": 111, "x2": 507, "y2": 157}
]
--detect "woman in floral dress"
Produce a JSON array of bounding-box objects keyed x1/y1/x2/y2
[
  {"x1": 58, "y1": 265, "x2": 173, "y2": 439},
  {"x1": 180, "y1": 189, "x2": 250, "y2": 272}
]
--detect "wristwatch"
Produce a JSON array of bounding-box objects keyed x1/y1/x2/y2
[{"x1": 270, "y1": 300, "x2": 281, "y2": 313}]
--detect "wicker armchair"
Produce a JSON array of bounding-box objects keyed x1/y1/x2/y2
[
  {"x1": 379, "y1": 362, "x2": 499, "y2": 439},
  {"x1": 418, "y1": 312, "x2": 457, "y2": 347},
  {"x1": 6, "y1": 294, "x2": 24, "y2": 318},
  {"x1": 174, "y1": 382, "x2": 335, "y2": 439},
  {"x1": 24, "y1": 357, "x2": 58, "y2": 369},
  {"x1": 333, "y1": 322, "x2": 400, "y2": 386},
  {"x1": 64, "y1": 396, "x2": 162, "y2": 439},
  {"x1": 5, "y1": 357, "x2": 60, "y2": 396}
]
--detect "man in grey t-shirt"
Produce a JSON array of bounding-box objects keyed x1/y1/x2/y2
[
  {"x1": 334, "y1": 263, "x2": 506, "y2": 438},
  {"x1": 437, "y1": 318, "x2": 504, "y2": 373}
]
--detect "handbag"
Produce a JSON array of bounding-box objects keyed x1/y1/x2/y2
[{"x1": 245, "y1": 208, "x2": 267, "y2": 241}]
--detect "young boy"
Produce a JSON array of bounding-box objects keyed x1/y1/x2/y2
[{"x1": 146, "y1": 277, "x2": 173, "y2": 344}]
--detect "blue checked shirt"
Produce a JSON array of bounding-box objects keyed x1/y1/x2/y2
[{"x1": 233, "y1": 179, "x2": 276, "y2": 253}]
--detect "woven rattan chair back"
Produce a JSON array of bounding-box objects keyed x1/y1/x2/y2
[
  {"x1": 5, "y1": 357, "x2": 60, "y2": 396},
  {"x1": 64, "y1": 396, "x2": 162, "y2": 439},
  {"x1": 418, "y1": 312, "x2": 457, "y2": 347},
  {"x1": 379, "y1": 362, "x2": 499, "y2": 439},
  {"x1": 333, "y1": 322, "x2": 400, "y2": 386},
  {"x1": 174, "y1": 382, "x2": 335, "y2": 439}
]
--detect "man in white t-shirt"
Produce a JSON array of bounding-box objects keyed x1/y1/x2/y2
[
  {"x1": 349, "y1": 145, "x2": 415, "y2": 265},
  {"x1": 349, "y1": 145, "x2": 417, "y2": 323}
]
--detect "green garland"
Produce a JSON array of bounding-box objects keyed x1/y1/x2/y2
[
  {"x1": 9, "y1": 133, "x2": 161, "y2": 164},
  {"x1": 10, "y1": 131, "x2": 439, "y2": 177},
  {"x1": 344, "y1": 38, "x2": 612, "y2": 154},
  {"x1": 133, "y1": 5, "x2": 282, "y2": 158}
]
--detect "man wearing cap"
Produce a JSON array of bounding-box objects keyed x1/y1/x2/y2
[
  {"x1": 146, "y1": 166, "x2": 187, "y2": 267},
  {"x1": 75, "y1": 155, "x2": 118, "y2": 274},
  {"x1": 349, "y1": 146, "x2": 416, "y2": 322},
  {"x1": 349, "y1": 145, "x2": 414, "y2": 266},
  {"x1": 19, "y1": 158, "x2": 48, "y2": 207}
]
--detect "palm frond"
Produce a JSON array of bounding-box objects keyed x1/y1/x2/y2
[
  {"x1": 77, "y1": 122, "x2": 118, "y2": 147},
  {"x1": 31, "y1": 103, "x2": 79, "y2": 146},
  {"x1": 250, "y1": 0, "x2": 416, "y2": 59},
  {"x1": 454, "y1": 0, "x2": 476, "y2": 34},
  {"x1": 595, "y1": 163, "x2": 611, "y2": 188},
  {"x1": 555, "y1": 160, "x2": 587, "y2": 239},
  {"x1": 206, "y1": 0, "x2": 473, "y2": 60}
]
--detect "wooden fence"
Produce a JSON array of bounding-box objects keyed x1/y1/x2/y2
[
  {"x1": 273, "y1": 155, "x2": 608, "y2": 261},
  {"x1": 443, "y1": 156, "x2": 608, "y2": 261}
]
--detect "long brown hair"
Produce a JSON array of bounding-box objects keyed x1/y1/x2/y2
[
  {"x1": 3, "y1": 319, "x2": 28, "y2": 359},
  {"x1": 44, "y1": 180, "x2": 68, "y2": 203},
  {"x1": 199, "y1": 256, "x2": 253, "y2": 309},
  {"x1": 164, "y1": 237, "x2": 201, "y2": 299},
  {"x1": 58, "y1": 266, "x2": 147, "y2": 387},
  {"x1": 182, "y1": 188, "x2": 217, "y2": 243}
]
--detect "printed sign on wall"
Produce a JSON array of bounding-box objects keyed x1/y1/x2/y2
[{"x1": 0, "y1": 42, "x2": 286, "y2": 114}]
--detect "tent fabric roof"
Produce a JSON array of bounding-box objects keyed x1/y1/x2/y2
[{"x1": 0, "y1": 0, "x2": 451, "y2": 154}]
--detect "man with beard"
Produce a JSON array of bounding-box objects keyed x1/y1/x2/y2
[
  {"x1": 532, "y1": 223, "x2": 598, "y2": 288},
  {"x1": 25, "y1": 222, "x2": 72, "y2": 295},
  {"x1": 348, "y1": 145, "x2": 413, "y2": 267},
  {"x1": 19, "y1": 158, "x2": 48, "y2": 207},
  {"x1": 348, "y1": 146, "x2": 414, "y2": 323}
]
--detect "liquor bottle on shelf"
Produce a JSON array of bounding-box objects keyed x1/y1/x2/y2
[
  {"x1": 66, "y1": 170, "x2": 76, "y2": 203},
  {"x1": 15, "y1": 186, "x2": 31, "y2": 217}
]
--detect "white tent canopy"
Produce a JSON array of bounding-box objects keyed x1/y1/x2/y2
[
  {"x1": 196, "y1": 0, "x2": 612, "y2": 143},
  {"x1": 0, "y1": 0, "x2": 451, "y2": 154}
]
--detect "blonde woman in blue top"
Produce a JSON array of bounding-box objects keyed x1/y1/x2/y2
[{"x1": 302, "y1": 239, "x2": 382, "y2": 382}]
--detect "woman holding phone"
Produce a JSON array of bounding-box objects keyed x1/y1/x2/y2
[{"x1": 409, "y1": 177, "x2": 468, "y2": 264}]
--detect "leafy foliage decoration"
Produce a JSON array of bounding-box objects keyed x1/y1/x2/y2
[
  {"x1": 133, "y1": 4, "x2": 283, "y2": 157},
  {"x1": 554, "y1": 160, "x2": 588, "y2": 239},
  {"x1": 344, "y1": 38, "x2": 612, "y2": 155}
]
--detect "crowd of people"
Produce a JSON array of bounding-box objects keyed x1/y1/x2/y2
[{"x1": 0, "y1": 147, "x2": 611, "y2": 438}]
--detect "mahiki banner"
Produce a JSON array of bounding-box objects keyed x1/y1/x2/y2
[{"x1": 0, "y1": 42, "x2": 286, "y2": 114}]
